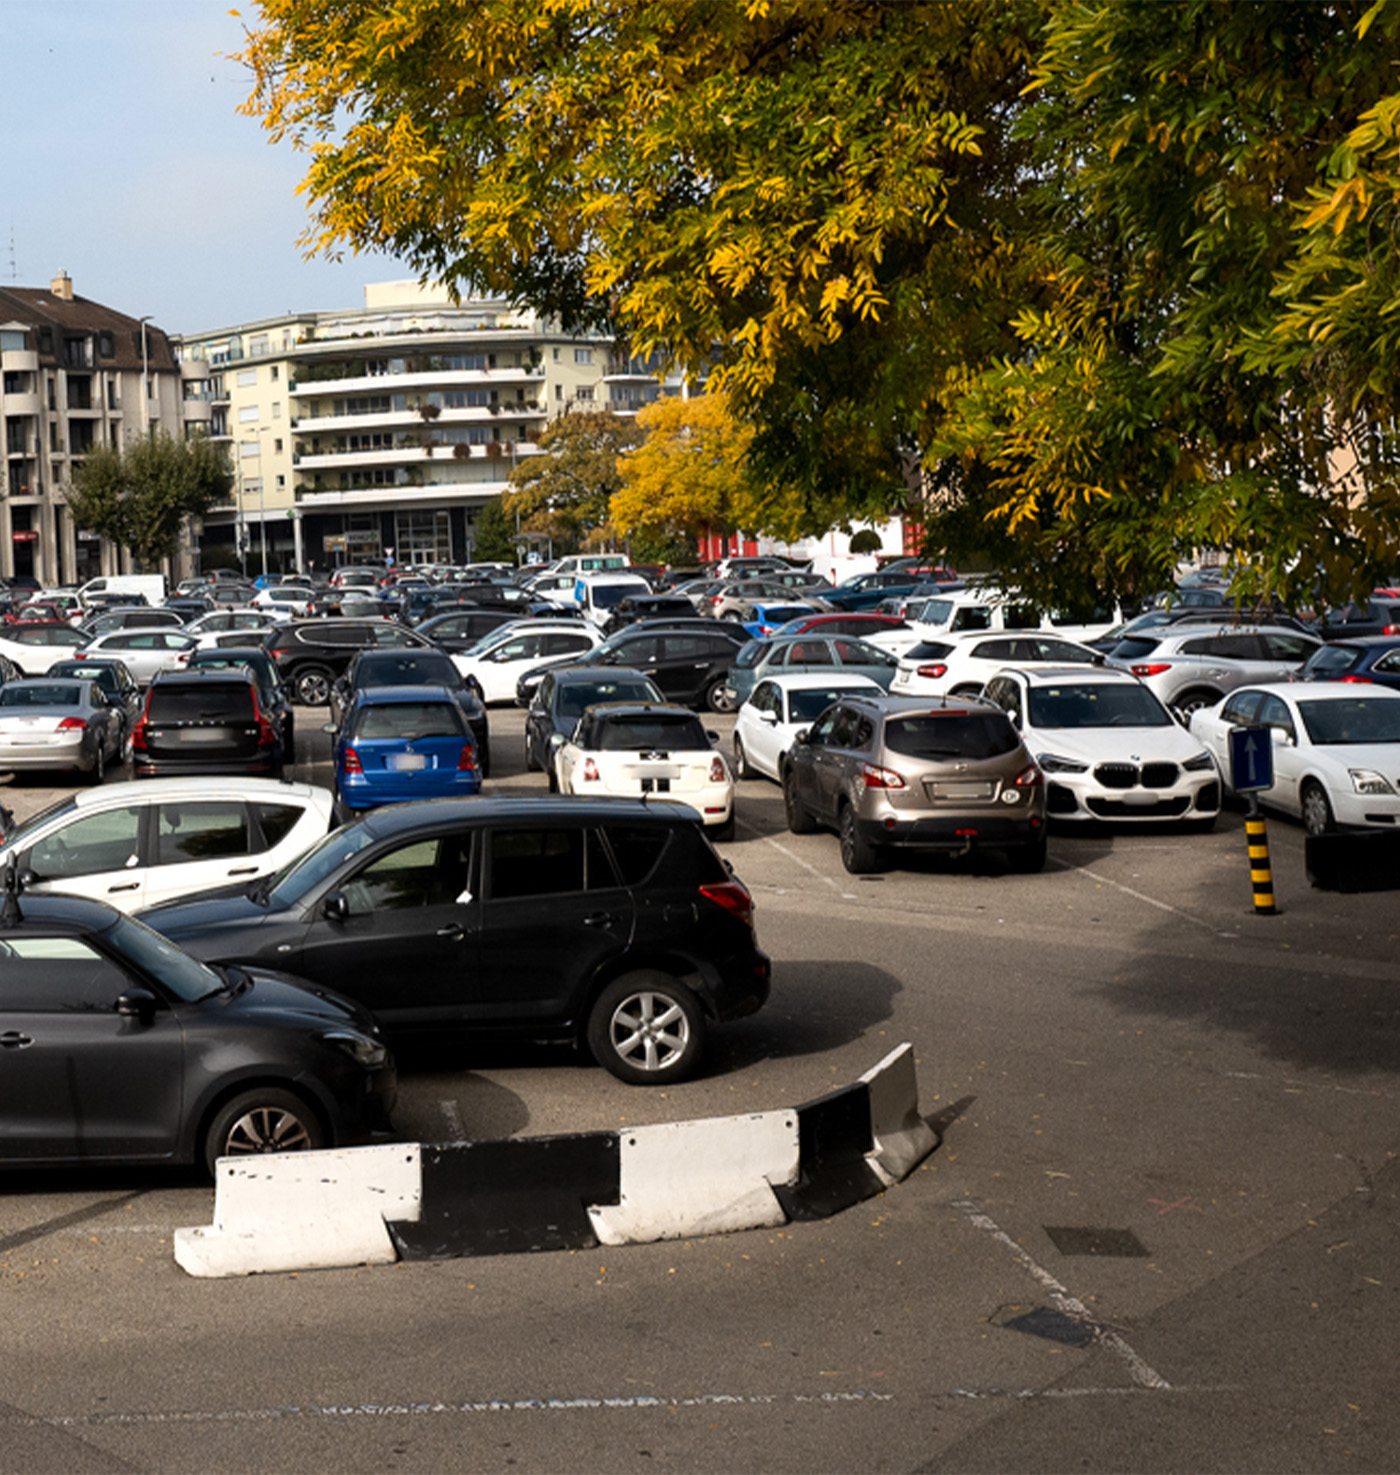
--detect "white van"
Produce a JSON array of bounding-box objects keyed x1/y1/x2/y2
[
  {"x1": 552, "y1": 553, "x2": 631, "y2": 578},
  {"x1": 77, "y1": 573, "x2": 166, "y2": 607},
  {"x1": 868, "y1": 587, "x2": 1121, "y2": 655},
  {"x1": 574, "y1": 573, "x2": 653, "y2": 628}
]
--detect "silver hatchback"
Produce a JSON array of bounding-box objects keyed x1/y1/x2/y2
[{"x1": 781, "y1": 693, "x2": 1048, "y2": 874}]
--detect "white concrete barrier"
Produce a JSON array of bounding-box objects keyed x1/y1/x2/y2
[
  {"x1": 587, "y1": 1110, "x2": 800, "y2": 1246},
  {"x1": 861, "y1": 1043, "x2": 939, "y2": 1186},
  {"x1": 174, "y1": 1144, "x2": 422, "y2": 1278}
]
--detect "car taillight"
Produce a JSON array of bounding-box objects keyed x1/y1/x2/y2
[
  {"x1": 916, "y1": 663, "x2": 948, "y2": 680},
  {"x1": 861, "y1": 762, "x2": 906, "y2": 790},
  {"x1": 131, "y1": 717, "x2": 148, "y2": 752},
  {"x1": 583, "y1": 757, "x2": 600, "y2": 782},
  {"x1": 343, "y1": 746, "x2": 363, "y2": 774},
  {"x1": 1385, "y1": 624, "x2": 1400, "y2": 636},
  {"x1": 1015, "y1": 764, "x2": 1044, "y2": 788},
  {"x1": 709, "y1": 755, "x2": 726, "y2": 782},
  {"x1": 1341, "y1": 675, "x2": 1375, "y2": 684},
  {"x1": 1132, "y1": 663, "x2": 1172, "y2": 677},
  {"x1": 699, "y1": 879, "x2": 754, "y2": 928},
  {"x1": 457, "y1": 743, "x2": 477, "y2": 771},
  {"x1": 56, "y1": 716, "x2": 87, "y2": 732}
]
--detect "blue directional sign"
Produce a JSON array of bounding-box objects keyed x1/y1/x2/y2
[{"x1": 1228, "y1": 724, "x2": 1273, "y2": 793}]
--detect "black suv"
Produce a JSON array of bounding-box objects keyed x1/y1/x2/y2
[
  {"x1": 138, "y1": 797, "x2": 771, "y2": 1085},
  {"x1": 517, "y1": 621, "x2": 749, "y2": 712},
  {"x1": 133, "y1": 668, "x2": 286, "y2": 779},
  {"x1": 265, "y1": 618, "x2": 438, "y2": 706}
]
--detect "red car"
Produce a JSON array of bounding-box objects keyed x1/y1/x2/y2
[{"x1": 769, "y1": 611, "x2": 908, "y2": 638}]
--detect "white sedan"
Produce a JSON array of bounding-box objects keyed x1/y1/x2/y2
[
  {"x1": 73, "y1": 628, "x2": 198, "y2": 685},
  {"x1": 553, "y1": 702, "x2": 734, "y2": 837},
  {"x1": 1190, "y1": 683, "x2": 1400, "y2": 834},
  {"x1": 891, "y1": 630, "x2": 1103, "y2": 698},
  {"x1": 0, "y1": 777, "x2": 335, "y2": 913},
  {"x1": 732, "y1": 672, "x2": 884, "y2": 783},
  {"x1": 452, "y1": 620, "x2": 601, "y2": 704}
]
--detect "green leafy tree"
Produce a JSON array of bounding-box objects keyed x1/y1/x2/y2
[
  {"x1": 64, "y1": 434, "x2": 233, "y2": 569},
  {"x1": 503, "y1": 411, "x2": 644, "y2": 552},
  {"x1": 471, "y1": 494, "x2": 518, "y2": 563}
]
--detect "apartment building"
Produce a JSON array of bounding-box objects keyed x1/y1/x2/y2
[
  {"x1": 0, "y1": 273, "x2": 183, "y2": 585},
  {"x1": 173, "y1": 280, "x2": 669, "y2": 573}
]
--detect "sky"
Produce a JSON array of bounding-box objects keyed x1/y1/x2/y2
[{"x1": 0, "y1": 0, "x2": 416, "y2": 337}]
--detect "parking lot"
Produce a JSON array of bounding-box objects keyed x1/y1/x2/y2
[{"x1": 2, "y1": 702, "x2": 1397, "y2": 1473}]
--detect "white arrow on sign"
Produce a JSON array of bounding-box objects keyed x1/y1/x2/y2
[{"x1": 1242, "y1": 733, "x2": 1260, "y2": 785}]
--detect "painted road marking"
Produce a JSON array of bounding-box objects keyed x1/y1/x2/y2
[{"x1": 954, "y1": 1199, "x2": 1170, "y2": 1390}]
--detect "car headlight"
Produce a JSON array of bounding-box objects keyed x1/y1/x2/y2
[
  {"x1": 1036, "y1": 753, "x2": 1089, "y2": 774},
  {"x1": 319, "y1": 1030, "x2": 389, "y2": 1068},
  {"x1": 1182, "y1": 750, "x2": 1216, "y2": 772},
  {"x1": 1349, "y1": 769, "x2": 1396, "y2": 797}
]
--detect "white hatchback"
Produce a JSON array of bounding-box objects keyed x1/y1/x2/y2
[
  {"x1": 890, "y1": 630, "x2": 1103, "y2": 698},
  {"x1": 732, "y1": 672, "x2": 884, "y2": 783},
  {"x1": 452, "y1": 621, "x2": 601, "y2": 704},
  {"x1": 0, "y1": 777, "x2": 335, "y2": 913},
  {"x1": 553, "y1": 702, "x2": 734, "y2": 837},
  {"x1": 72, "y1": 628, "x2": 198, "y2": 685}
]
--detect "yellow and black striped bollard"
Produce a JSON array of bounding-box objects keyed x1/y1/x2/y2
[{"x1": 1244, "y1": 798, "x2": 1277, "y2": 915}]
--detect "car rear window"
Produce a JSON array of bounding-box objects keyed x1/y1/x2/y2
[
  {"x1": 0, "y1": 683, "x2": 81, "y2": 708},
  {"x1": 883, "y1": 712, "x2": 1021, "y2": 760},
  {"x1": 1109, "y1": 637, "x2": 1162, "y2": 661},
  {"x1": 603, "y1": 825, "x2": 671, "y2": 885},
  {"x1": 255, "y1": 802, "x2": 310, "y2": 848},
  {"x1": 589, "y1": 713, "x2": 710, "y2": 751},
  {"x1": 147, "y1": 685, "x2": 255, "y2": 722},
  {"x1": 1303, "y1": 644, "x2": 1363, "y2": 677},
  {"x1": 353, "y1": 702, "x2": 463, "y2": 741}
]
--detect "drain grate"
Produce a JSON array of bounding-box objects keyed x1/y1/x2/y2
[
  {"x1": 1043, "y1": 1225, "x2": 1148, "y2": 1258},
  {"x1": 1001, "y1": 1307, "x2": 1098, "y2": 1347}
]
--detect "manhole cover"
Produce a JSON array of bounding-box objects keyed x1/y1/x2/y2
[
  {"x1": 1043, "y1": 1225, "x2": 1148, "y2": 1258},
  {"x1": 1001, "y1": 1307, "x2": 1098, "y2": 1347}
]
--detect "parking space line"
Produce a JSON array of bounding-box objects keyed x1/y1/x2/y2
[
  {"x1": 1067, "y1": 863, "x2": 1218, "y2": 933},
  {"x1": 752, "y1": 828, "x2": 858, "y2": 899},
  {"x1": 953, "y1": 1199, "x2": 1171, "y2": 1390}
]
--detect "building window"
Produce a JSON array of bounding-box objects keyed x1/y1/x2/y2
[
  {"x1": 274, "y1": 438, "x2": 283, "y2": 454},
  {"x1": 553, "y1": 348, "x2": 561, "y2": 362},
  {"x1": 555, "y1": 384, "x2": 563, "y2": 401},
  {"x1": 574, "y1": 348, "x2": 592, "y2": 365},
  {"x1": 576, "y1": 385, "x2": 594, "y2": 401},
  {"x1": 238, "y1": 405, "x2": 260, "y2": 422},
  {"x1": 241, "y1": 441, "x2": 260, "y2": 458},
  {"x1": 107, "y1": 380, "x2": 119, "y2": 409},
  {"x1": 270, "y1": 365, "x2": 279, "y2": 381},
  {"x1": 237, "y1": 369, "x2": 258, "y2": 387},
  {"x1": 97, "y1": 332, "x2": 115, "y2": 358},
  {"x1": 276, "y1": 474, "x2": 286, "y2": 489},
  {"x1": 272, "y1": 402, "x2": 281, "y2": 419},
  {"x1": 65, "y1": 337, "x2": 92, "y2": 368}
]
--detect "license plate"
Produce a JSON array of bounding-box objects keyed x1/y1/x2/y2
[
  {"x1": 388, "y1": 753, "x2": 429, "y2": 771},
  {"x1": 640, "y1": 776, "x2": 672, "y2": 793},
  {"x1": 929, "y1": 781, "x2": 994, "y2": 800},
  {"x1": 176, "y1": 729, "x2": 231, "y2": 744}
]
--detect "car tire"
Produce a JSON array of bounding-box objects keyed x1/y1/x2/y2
[
  {"x1": 1009, "y1": 835, "x2": 1049, "y2": 873},
  {"x1": 294, "y1": 667, "x2": 333, "y2": 707},
  {"x1": 524, "y1": 737, "x2": 540, "y2": 772},
  {"x1": 838, "y1": 801, "x2": 881, "y2": 874},
  {"x1": 783, "y1": 767, "x2": 816, "y2": 834},
  {"x1": 1302, "y1": 781, "x2": 1335, "y2": 837},
  {"x1": 951, "y1": 682, "x2": 984, "y2": 698},
  {"x1": 705, "y1": 677, "x2": 736, "y2": 714},
  {"x1": 732, "y1": 735, "x2": 754, "y2": 780},
  {"x1": 477, "y1": 739, "x2": 492, "y2": 780},
  {"x1": 87, "y1": 741, "x2": 106, "y2": 786},
  {"x1": 1172, "y1": 688, "x2": 1221, "y2": 720},
  {"x1": 586, "y1": 973, "x2": 707, "y2": 1085},
  {"x1": 203, "y1": 1087, "x2": 325, "y2": 1178}
]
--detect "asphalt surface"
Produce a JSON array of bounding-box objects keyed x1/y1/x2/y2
[{"x1": 0, "y1": 702, "x2": 1397, "y2": 1473}]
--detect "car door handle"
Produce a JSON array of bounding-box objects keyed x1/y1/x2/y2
[
  {"x1": 583, "y1": 911, "x2": 620, "y2": 928},
  {"x1": 227, "y1": 866, "x2": 258, "y2": 876},
  {"x1": 0, "y1": 1032, "x2": 33, "y2": 1049},
  {"x1": 106, "y1": 882, "x2": 140, "y2": 893},
  {"x1": 436, "y1": 923, "x2": 466, "y2": 940}
]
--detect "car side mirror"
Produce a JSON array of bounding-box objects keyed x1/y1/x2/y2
[
  {"x1": 321, "y1": 722, "x2": 338, "y2": 734},
  {"x1": 548, "y1": 732, "x2": 565, "y2": 750},
  {"x1": 115, "y1": 987, "x2": 158, "y2": 1024},
  {"x1": 706, "y1": 729, "x2": 720, "y2": 744},
  {"x1": 793, "y1": 729, "x2": 810, "y2": 745},
  {"x1": 322, "y1": 891, "x2": 349, "y2": 922}
]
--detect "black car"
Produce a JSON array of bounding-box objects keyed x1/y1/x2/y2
[
  {"x1": 265, "y1": 618, "x2": 437, "y2": 706},
  {"x1": 524, "y1": 665, "x2": 665, "y2": 777},
  {"x1": 516, "y1": 621, "x2": 750, "y2": 712},
  {"x1": 133, "y1": 668, "x2": 286, "y2": 779},
  {"x1": 601, "y1": 594, "x2": 699, "y2": 636},
  {"x1": 47, "y1": 658, "x2": 144, "y2": 759},
  {"x1": 1314, "y1": 597, "x2": 1400, "y2": 640},
  {"x1": 0, "y1": 884, "x2": 395, "y2": 1175},
  {"x1": 328, "y1": 647, "x2": 492, "y2": 776},
  {"x1": 138, "y1": 797, "x2": 771, "y2": 1085},
  {"x1": 185, "y1": 646, "x2": 298, "y2": 763}
]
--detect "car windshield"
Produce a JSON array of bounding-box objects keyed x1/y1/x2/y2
[
  {"x1": 1297, "y1": 698, "x2": 1400, "y2": 745},
  {"x1": 1, "y1": 795, "x2": 78, "y2": 848},
  {"x1": 0, "y1": 683, "x2": 82, "y2": 708},
  {"x1": 558, "y1": 679, "x2": 659, "y2": 718},
  {"x1": 105, "y1": 914, "x2": 226, "y2": 1003},
  {"x1": 590, "y1": 714, "x2": 710, "y2": 751},
  {"x1": 356, "y1": 655, "x2": 457, "y2": 688},
  {"x1": 912, "y1": 599, "x2": 957, "y2": 625},
  {"x1": 590, "y1": 583, "x2": 648, "y2": 610},
  {"x1": 267, "y1": 821, "x2": 380, "y2": 909},
  {"x1": 1026, "y1": 683, "x2": 1171, "y2": 728},
  {"x1": 788, "y1": 687, "x2": 871, "y2": 723},
  {"x1": 884, "y1": 712, "x2": 1021, "y2": 759}
]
